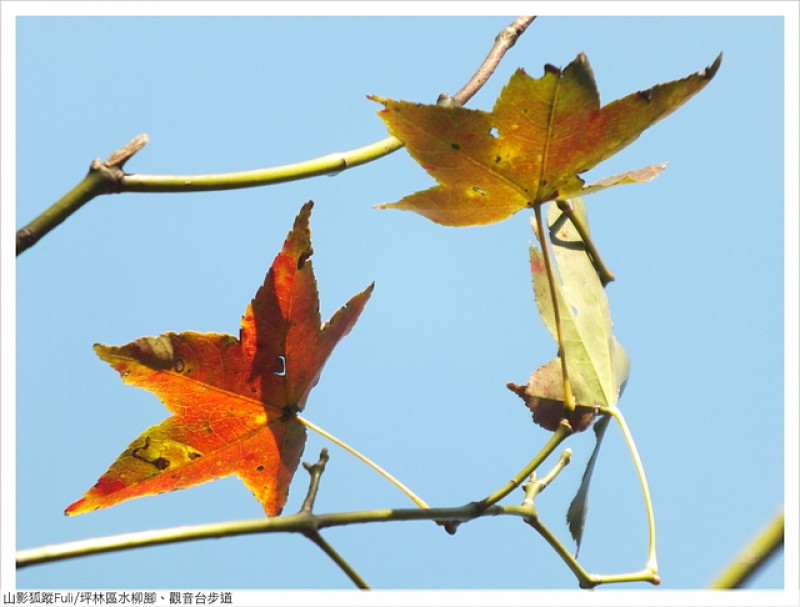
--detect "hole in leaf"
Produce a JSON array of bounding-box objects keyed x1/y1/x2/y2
[
  {"x1": 472, "y1": 186, "x2": 487, "y2": 196},
  {"x1": 489, "y1": 127, "x2": 499, "y2": 138},
  {"x1": 175, "y1": 359, "x2": 185, "y2": 373},
  {"x1": 274, "y1": 355, "x2": 286, "y2": 376}
]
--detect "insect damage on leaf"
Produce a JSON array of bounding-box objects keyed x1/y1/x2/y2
[
  {"x1": 370, "y1": 53, "x2": 721, "y2": 226},
  {"x1": 66, "y1": 201, "x2": 373, "y2": 517}
]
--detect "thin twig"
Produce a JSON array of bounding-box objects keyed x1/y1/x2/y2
[
  {"x1": 304, "y1": 532, "x2": 371, "y2": 589},
  {"x1": 440, "y1": 421, "x2": 572, "y2": 534},
  {"x1": 16, "y1": 17, "x2": 536, "y2": 255},
  {"x1": 453, "y1": 16, "x2": 536, "y2": 103},
  {"x1": 298, "y1": 449, "x2": 370, "y2": 589},
  {"x1": 521, "y1": 504, "x2": 660, "y2": 588},
  {"x1": 301, "y1": 449, "x2": 330, "y2": 513},
  {"x1": 522, "y1": 448, "x2": 572, "y2": 506}
]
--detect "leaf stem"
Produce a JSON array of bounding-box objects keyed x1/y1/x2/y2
[
  {"x1": 600, "y1": 406, "x2": 659, "y2": 577},
  {"x1": 534, "y1": 203, "x2": 576, "y2": 414},
  {"x1": 296, "y1": 415, "x2": 430, "y2": 509},
  {"x1": 709, "y1": 509, "x2": 784, "y2": 588},
  {"x1": 555, "y1": 199, "x2": 615, "y2": 285}
]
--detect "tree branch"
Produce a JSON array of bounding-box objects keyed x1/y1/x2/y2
[
  {"x1": 709, "y1": 509, "x2": 784, "y2": 588},
  {"x1": 16, "y1": 16, "x2": 536, "y2": 255},
  {"x1": 297, "y1": 449, "x2": 370, "y2": 589},
  {"x1": 15, "y1": 135, "x2": 148, "y2": 254},
  {"x1": 453, "y1": 16, "x2": 536, "y2": 103},
  {"x1": 15, "y1": 505, "x2": 516, "y2": 569}
]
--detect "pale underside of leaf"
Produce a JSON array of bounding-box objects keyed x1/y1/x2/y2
[
  {"x1": 524, "y1": 199, "x2": 632, "y2": 552},
  {"x1": 528, "y1": 200, "x2": 629, "y2": 408}
]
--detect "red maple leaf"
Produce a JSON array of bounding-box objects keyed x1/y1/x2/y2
[{"x1": 66, "y1": 201, "x2": 373, "y2": 516}]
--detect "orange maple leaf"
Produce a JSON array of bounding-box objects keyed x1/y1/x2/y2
[
  {"x1": 370, "y1": 52, "x2": 721, "y2": 226},
  {"x1": 66, "y1": 201, "x2": 373, "y2": 517}
]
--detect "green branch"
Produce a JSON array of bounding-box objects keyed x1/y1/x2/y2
[
  {"x1": 481, "y1": 422, "x2": 573, "y2": 509},
  {"x1": 16, "y1": 134, "x2": 148, "y2": 254},
  {"x1": 17, "y1": 431, "x2": 659, "y2": 589},
  {"x1": 15, "y1": 16, "x2": 535, "y2": 256},
  {"x1": 121, "y1": 136, "x2": 403, "y2": 193},
  {"x1": 17, "y1": 501, "x2": 659, "y2": 588},
  {"x1": 15, "y1": 505, "x2": 511, "y2": 569},
  {"x1": 709, "y1": 510, "x2": 784, "y2": 588},
  {"x1": 439, "y1": 422, "x2": 572, "y2": 535}
]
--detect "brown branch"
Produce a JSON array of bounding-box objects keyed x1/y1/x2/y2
[
  {"x1": 300, "y1": 449, "x2": 330, "y2": 513},
  {"x1": 453, "y1": 16, "x2": 536, "y2": 104}
]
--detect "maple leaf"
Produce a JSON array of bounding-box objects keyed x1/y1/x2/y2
[
  {"x1": 370, "y1": 52, "x2": 721, "y2": 226},
  {"x1": 66, "y1": 201, "x2": 373, "y2": 517}
]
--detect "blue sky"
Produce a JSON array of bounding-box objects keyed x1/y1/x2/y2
[{"x1": 3, "y1": 2, "x2": 798, "y2": 603}]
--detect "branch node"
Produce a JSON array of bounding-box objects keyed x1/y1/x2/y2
[{"x1": 437, "y1": 500, "x2": 484, "y2": 535}]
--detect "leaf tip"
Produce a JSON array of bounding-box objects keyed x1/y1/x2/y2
[
  {"x1": 506, "y1": 381, "x2": 527, "y2": 398},
  {"x1": 703, "y1": 52, "x2": 723, "y2": 81},
  {"x1": 543, "y1": 62, "x2": 561, "y2": 76},
  {"x1": 64, "y1": 498, "x2": 87, "y2": 516}
]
